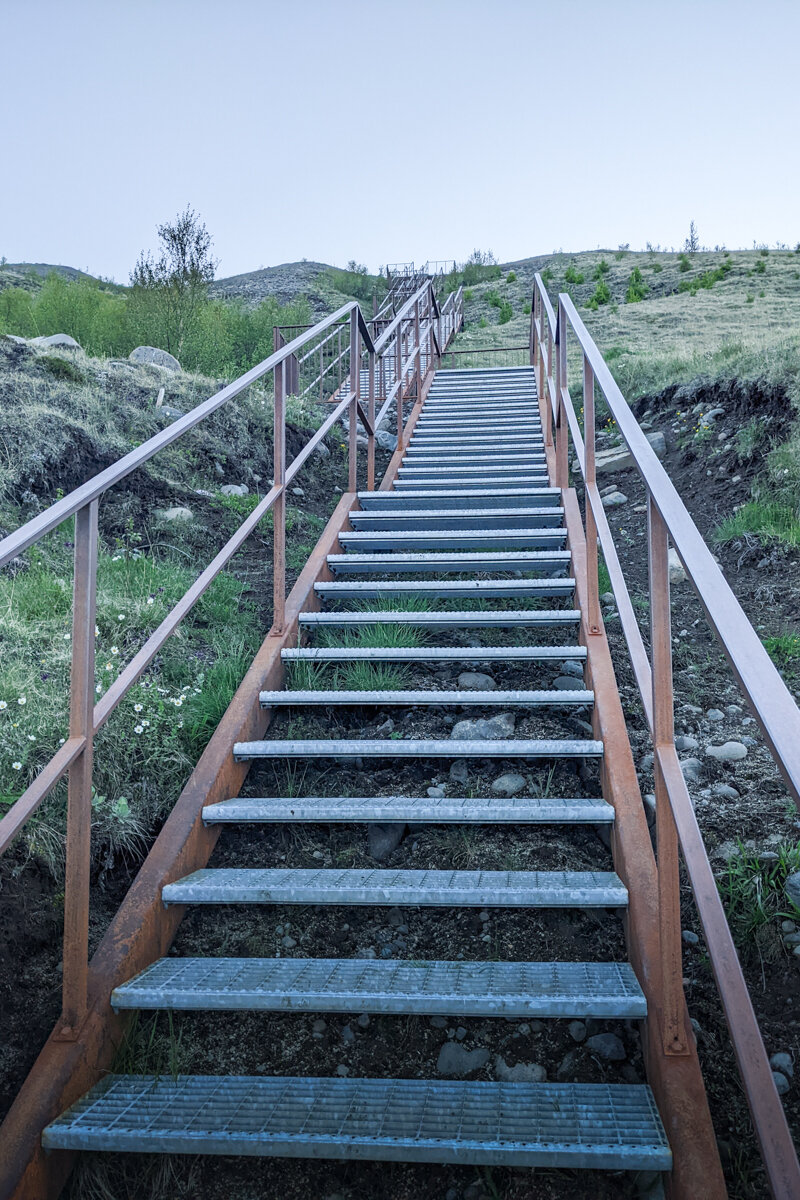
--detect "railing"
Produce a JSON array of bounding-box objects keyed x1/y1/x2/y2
[
  {"x1": 0, "y1": 277, "x2": 460, "y2": 1041},
  {"x1": 531, "y1": 273, "x2": 800, "y2": 1197}
]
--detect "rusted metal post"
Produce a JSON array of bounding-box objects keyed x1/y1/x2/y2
[
  {"x1": 396, "y1": 321, "x2": 404, "y2": 447},
  {"x1": 367, "y1": 347, "x2": 376, "y2": 491},
  {"x1": 584, "y1": 357, "x2": 601, "y2": 636},
  {"x1": 59, "y1": 499, "x2": 99, "y2": 1037},
  {"x1": 319, "y1": 342, "x2": 324, "y2": 404},
  {"x1": 349, "y1": 308, "x2": 359, "y2": 493},
  {"x1": 648, "y1": 497, "x2": 689, "y2": 1056},
  {"x1": 271, "y1": 360, "x2": 286, "y2": 635},
  {"x1": 414, "y1": 298, "x2": 421, "y2": 400},
  {"x1": 555, "y1": 301, "x2": 569, "y2": 487},
  {"x1": 544, "y1": 312, "x2": 554, "y2": 450}
]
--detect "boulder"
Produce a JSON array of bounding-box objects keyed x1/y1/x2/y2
[
  {"x1": 594, "y1": 431, "x2": 666, "y2": 476},
  {"x1": 586, "y1": 1033, "x2": 626, "y2": 1061},
  {"x1": 30, "y1": 333, "x2": 80, "y2": 349},
  {"x1": 494, "y1": 1055, "x2": 546, "y2": 1083},
  {"x1": 668, "y1": 548, "x2": 686, "y2": 584},
  {"x1": 450, "y1": 713, "x2": 515, "y2": 740},
  {"x1": 491, "y1": 772, "x2": 526, "y2": 797},
  {"x1": 368, "y1": 822, "x2": 405, "y2": 861},
  {"x1": 129, "y1": 345, "x2": 181, "y2": 371},
  {"x1": 220, "y1": 484, "x2": 249, "y2": 496},
  {"x1": 158, "y1": 506, "x2": 194, "y2": 524},
  {"x1": 376, "y1": 430, "x2": 398, "y2": 452},
  {"x1": 457, "y1": 671, "x2": 496, "y2": 691},
  {"x1": 705, "y1": 741, "x2": 747, "y2": 762},
  {"x1": 437, "y1": 1043, "x2": 490, "y2": 1077},
  {"x1": 601, "y1": 491, "x2": 628, "y2": 508}
]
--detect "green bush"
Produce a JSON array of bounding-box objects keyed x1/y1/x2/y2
[
  {"x1": 498, "y1": 300, "x2": 513, "y2": 324},
  {"x1": 677, "y1": 262, "x2": 733, "y2": 296},
  {"x1": 625, "y1": 267, "x2": 648, "y2": 303},
  {"x1": 506, "y1": 271, "x2": 516, "y2": 282},
  {"x1": 39, "y1": 355, "x2": 86, "y2": 383},
  {"x1": 586, "y1": 279, "x2": 611, "y2": 310},
  {"x1": 755, "y1": 259, "x2": 766, "y2": 275},
  {"x1": 485, "y1": 290, "x2": 502, "y2": 308},
  {"x1": 678, "y1": 253, "x2": 691, "y2": 273},
  {"x1": 651, "y1": 263, "x2": 663, "y2": 273},
  {"x1": 593, "y1": 260, "x2": 610, "y2": 279},
  {"x1": 564, "y1": 265, "x2": 585, "y2": 285}
]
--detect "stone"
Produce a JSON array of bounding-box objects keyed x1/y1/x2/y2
[
  {"x1": 479, "y1": 910, "x2": 490, "y2": 922},
  {"x1": 668, "y1": 548, "x2": 686, "y2": 584},
  {"x1": 128, "y1": 345, "x2": 181, "y2": 371},
  {"x1": 706, "y1": 709, "x2": 725, "y2": 722},
  {"x1": 601, "y1": 592, "x2": 615, "y2": 605},
  {"x1": 220, "y1": 483, "x2": 249, "y2": 496},
  {"x1": 706, "y1": 741, "x2": 747, "y2": 762},
  {"x1": 602, "y1": 490, "x2": 628, "y2": 509},
  {"x1": 494, "y1": 1055, "x2": 546, "y2": 1083},
  {"x1": 568, "y1": 1020, "x2": 587, "y2": 1043},
  {"x1": 427, "y1": 785, "x2": 446, "y2": 799},
  {"x1": 770, "y1": 1052, "x2": 794, "y2": 1078},
  {"x1": 784, "y1": 872, "x2": 800, "y2": 911},
  {"x1": 643, "y1": 793, "x2": 656, "y2": 826},
  {"x1": 376, "y1": 430, "x2": 398, "y2": 452},
  {"x1": 436, "y1": 1042, "x2": 490, "y2": 1077},
  {"x1": 292, "y1": 487, "x2": 305, "y2": 497},
  {"x1": 450, "y1": 760, "x2": 469, "y2": 785},
  {"x1": 553, "y1": 675, "x2": 584, "y2": 691},
  {"x1": 703, "y1": 406, "x2": 726, "y2": 422},
  {"x1": 782, "y1": 920, "x2": 797, "y2": 934},
  {"x1": 335, "y1": 1064, "x2": 349, "y2": 1077},
  {"x1": 312, "y1": 1018, "x2": 327, "y2": 1036},
  {"x1": 375, "y1": 717, "x2": 395, "y2": 736},
  {"x1": 680, "y1": 758, "x2": 704, "y2": 784},
  {"x1": 341, "y1": 1024, "x2": 355, "y2": 1044},
  {"x1": 711, "y1": 783, "x2": 739, "y2": 799},
  {"x1": 430, "y1": 1015, "x2": 447, "y2": 1029},
  {"x1": 158, "y1": 506, "x2": 194, "y2": 524},
  {"x1": 594, "y1": 431, "x2": 666, "y2": 476},
  {"x1": 675, "y1": 735, "x2": 699, "y2": 751},
  {"x1": 556, "y1": 1049, "x2": 580, "y2": 1080},
  {"x1": 559, "y1": 660, "x2": 585, "y2": 678},
  {"x1": 368, "y1": 822, "x2": 405, "y2": 861},
  {"x1": 450, "y1": 713, "x2": 515, "y2": 740},
  {"x1": 281, "y1": 935, "x2": 296, "y2": 949},
  {"x1": 31, "y1": 333, "x2": 81, "y2": 349},
  {"x1": 491, "y1": 772, "x2": 526, "y2": 797},
  {"x1": 682, "y1": 930, "x2": 700, "y2": 946},
  {"x1": 314, "y1": 441, "x2": 331, "y2": 459},
  {"x1": 457, "y1": 671, "x2": 496, "y2": 691},
  {"x1": 3, "y1": 333, "x2": 29, "y2": 345},
  {"x1": 773, "y1": 1071, "x2": 791, "y2": 1097},
  {"x1": 586, "y1": 1032, "x2": 626, "y2": 1061}
]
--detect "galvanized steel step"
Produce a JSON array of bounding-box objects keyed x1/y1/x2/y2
[
  {"x1": 337, "y1": 530, "x2": 567, "y2": 552},
  {"x1": 327, "y1": 550, "x2": 569, "y2": 574},
  {"x1": 259, "y1": 688, "x2": 593, "y2": 708},
  {"x1": 112, "y1": 958, "x2": 638, "y2": 1016},
  {"x1": 393, "y1": 476, "x2": 550, "y2": 491},
  {"x1": 299, "y1": 609, "x2": 580, "y2": 629},
  {"x1": 162, "y1": 867, "x2": 624, "y2": 907},
  {"x1": 42, "y1": 1075, "x2": 669, "y2": 1169},
  {"x1": 347, "y1": 507, "x2": 565, "y2": 531},
  {"x1": 233, "y1": 737, "x2": 603, "y2": 762},
  {"x1": 282, "y1": 645, "x2": 587, "y2": 664},
  {"x1": 357, "y1": 488, "x2": 561, "y2": 509},
  {"x1": 314, "y1": 577, "x2": 574, "y2": 600},
  {"x1": 202, "y1": 794, "x2": 610, "y2": 825}
]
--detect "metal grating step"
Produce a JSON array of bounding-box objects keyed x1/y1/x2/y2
[
  {"x1": 112, "y1": 958, "x2": 639, "y2": 1016},
  {"x1": 233, "y1": 738, "x2": 603, "y2": 762},
  {"x1": 313, "y1": 578, "x2": 574, "y2": 600},
  {"x1": 326, "y1": 550, "x2": 570, "y2": 574},
  {"x1": 393, "y1": 476, "x2": 550, "y2": 491},
  {"x1": 299, "y1": 609, "x2": 581, "y2": 628},
  {"x1": 357, "y1": 489, "x2": 561, "y2": 509},
  {"x1": 347, "y1": 508, "x2": 565, "y2": 531},
  {"x1": 162, "y1": 867, "x2": 625, "y2": 908},
  {"x1": 282, "y1": 645, "x2": 587, "y2": 664},
  {"x1": 42, "y1": 1075, "x2": 670, "y2": 1169},
  {"x1": 202, "y1": 794, "x2": 611, "y2": 825},
  {"x1": 258, "y1": 689, "x2": 594, "y2": 708},
  {"x1": 337, "y1": 530, "x2": 567, "y2": 552}
]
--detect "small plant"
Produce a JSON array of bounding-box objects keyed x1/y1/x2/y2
[
  {"x1": 522, "y1": 302, "x2": 531, "y2": 315},
  {"x1": 714, "y1": 501, "x2": 800, "y2": 547},
  {"x1": 541, "y1": 267, "x2": 554, "y2": 285},
  {"x1": 651, "y1": 262, "x2": 663, "y2": 273},
  {"x1": 478, "y1": 316, "x2": 487, "y2": 328},
  {"x1": 678, "y1": 253, "x2": 691, "y2": 273},
  {"x1": 593, "y1": 260, "x2": 610, "y2": 278},
  {"x1": 760, "y1": 247, "x2": 770, "y2": 257},
  {"x1": 564, "y1": 265, "x2": 585, "y2": 285},
  {"x1": 746, "y1": 293, "x2": 755, "y2": 303},
  {"x1": 340, "y1": 662, "x2": 409, "y2": 691},
  {"x1": 734, "y1": 416, "x2": 767, "y2": 457},
  {"x1": 506, "y1": 271, "x2": 516, "y2": 282},
  {"x1": 485, "y1": 289, "x2": 502, "y2": 308},
  {"x1": 721, "y1": 840, "x2": 800, "y2": 958},
  {"x1": 463, "y1": 288, "x2": 474, "y2": 300},
  {"x1": 39, "y1": 355, "x2": 86, "y2": 383},
  {"x1": 498, "y1": 300, "x2": 513, "y2": 324},
  {"x1": 586, "y1": 279, "x2": 611, "y2": 310},
  {"x1": 763, "y1": 634, "x2": 800, "y2": 667},
  {"x1": 625, "y1": 267, "x2": 648, "y2": 303},
  {"x1": 755, "y1": 258, "x2": 766, "y2": 275}
]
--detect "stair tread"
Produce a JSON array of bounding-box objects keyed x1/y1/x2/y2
[
  {"x1": 42, "y1": 1075, "x2": 670, "y2": 1168},
  {"x1": 282, "y1": 645, "x2": 587, "y2": 661},
  {"x1": 112, "y1": 958, "x2": 639, "y2": 1015},
  {"x1": 314, "y1": 578, "x2": 574, "y2": 597},
  {"x1": 357, "y1": 489, "x2": 560, "y2": 505},
  {"x1": 299, "y1": 609, "x2": 580, "y2": 626},
  {"x1": 162, "y1": 867, "x2": 626, "y2": 907},
  {"x1": 258, "y1": 689, "x2": 593, "y2": 707},
  {"x1": 327, "y1": 550, "x2": 569, "y2": 569},
  {"x1": 233, "y1": 737, "x2": 603, "y2": 760},
  {"x1": 393, "y1": 477, "x2": 550, "y2": 488},
  {"x1": 202, "y1": 795, "x2": 612, "y2": 824}
]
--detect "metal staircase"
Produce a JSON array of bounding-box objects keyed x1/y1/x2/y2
[{"x1": 41, "y1": 366, "x2": 672, "y2": 1176}]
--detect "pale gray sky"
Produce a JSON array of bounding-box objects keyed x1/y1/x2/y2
[{"x1": 3, "y1": 0, "x2": 799, "y2": 282}]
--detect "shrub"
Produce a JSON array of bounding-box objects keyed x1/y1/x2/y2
[
  {"x1": 586, "y1": 279, "x2": 611, "y2": 310},
  {"x1": 677, "y1": 262, "x2": 733, "y2": 296},
  {"x1": 651, "y1": 263, "x2": 663, "y2": 273},
  {"x1": 593, "y1": 260, "x2": 610, "y2": 279},
  {"x1": 498, "y1": 300, "x2": 512, "y2": 324},
  {"x1": 755, "y1": 259, "x2": 766, "y2": 274},
  {"x1": 485, "y1": 290, "x2": 502, "y2": 308},
  {"x1": 506, "y1": 271, "x2": 516, "y2": 282},
  {"x1": 678, "y1": 253, "x2": 691, "y2": 273},
  {"x1": 564, "y1": 265, "x2": 585, "y2": 285},
  {"x1": 625, "y1": 267, "x2": 648, "y2": 303},
  {"x1": 541, "y1": 267, "x2": 554, "y2": 285},
  {"x1": 39, "y1": 355, "x2": 85, "y2": 383}
]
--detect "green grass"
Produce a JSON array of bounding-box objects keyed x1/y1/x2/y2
[
  {"x1": 762, "y1": 634, "x2": 800, "y2": 667},
  {"x1": 714, "y1": 501, "x2": 800, "y2": 547},
  {"x1": 721, "y1": 840, "x2": 800, "y2": 957},
  {"x1": 316, "y1": 624, "x2": 428, "y2": 649},
  {"x1": 285, "y1": 660, "x2": 409, "y2": 690}
]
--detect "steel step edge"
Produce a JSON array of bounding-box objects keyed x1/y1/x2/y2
[
  {"x1": 313, "y1": 578, "x2": 575, "y2": 598},
  {"x1": 299, "y1": 609, "x2": 581, "y2": 627},
  {"x1": 232, "y1": 737, "x2": 604, "y2": 761},
  {"x1": 42, "y1": 1076, "x2": 670, "y2": 1169},
  {"x1": 258, "y1": 688, "x2": 594, "y2": 708},
  {"x1": 282, "y1": 645, "x2": 587, "y2": 663},
  {"x1": 111, "y1": 958, "x2": 639, "y2": 1016},
  {"x1": 162, "y1": 866, "x2": 625, "y2": 907},
  {"x1": 201, "y1": 794, "x2": 611, "y2": 826}
]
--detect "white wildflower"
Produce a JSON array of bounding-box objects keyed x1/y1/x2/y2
[{"x1": 12, "y1": 761, "x2": 22, "y2": 770}]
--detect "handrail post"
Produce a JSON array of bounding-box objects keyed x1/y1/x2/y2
[
  {"x1": 271, "y1": 359, "x2": 286, "y2": 635},
  {"x1": 396, "y1": 320, "x2": 404, "y2": 447},
  {"x1": 648, "y1": 496, "x2": 690, "y2": 1056},
  {"x1": 414, "y1": 298, "x2": 421, "y2": 400},
  {"x1": 59, "y1": 498, "x2": 98, "y2": 1037},
  {"x1": 367, "y1": 347, "x2": 376, "y2": 491},
  {"x1": 555, "y1": 300, "x2": 569, "y2": 487},
  {"x1": 584, "y1": 356, "x2": 601, "y2": 635},
  {"x1": 544, "y1": 310, "x2": 554, "y2": 450},
  {"x1": 349, "y1": 308, "x2": 359, "y2": 493}
]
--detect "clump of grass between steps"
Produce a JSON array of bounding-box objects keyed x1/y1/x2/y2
[
  {"x1": 316, "y1": 625, "x2": 429, "y2": 649},
  {"x1": 286, "y1": 661, "x2": 409, "y2": 691}
]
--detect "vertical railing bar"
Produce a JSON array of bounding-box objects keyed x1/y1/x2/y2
[
  {"x1": 271, "y1": 359, "x2": 286, "y2": 635},
  {"x1": 396, "y1": 320, "x2": 404, "y2": 447},
  {"x1": 555, "y1": 300, "x2": 569, "y2": 487},
  {"x1": 60, "y1": 498, "x2": 99, "y2": 1035},
  {"x1": 648, "y1": 495, "x2": 689, "y2": 1056},
  {"x1": 367, "y1": 347, "x2": 376, "y2": 492},
  {"x1": 348, "y1": 309, "x2": 359, "y2": 494},
  {"x1": 584, "y1": 356, "x2": 601, "y2": 635}
]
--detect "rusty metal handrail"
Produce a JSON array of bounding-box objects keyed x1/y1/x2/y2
[
  {"x1": 0, "y1": 275, "x2": 462, "y2": 1043},
  {"x1": 531, "y1": 273, "x2": 800, "y2": 1197}
]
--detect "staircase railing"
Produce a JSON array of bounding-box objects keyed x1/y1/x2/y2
[
  {"x1": 0, "y1": 277, "x2": 461, "y2": 1044},
  {"x1": 531, "y1": 273, "x2": 800, "y2": 1198}
]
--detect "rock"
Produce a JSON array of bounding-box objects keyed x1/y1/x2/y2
[
  {"x1": 682, "y1": 930, "x2": 700, "y2": 946},
  {"x1": 601, "y1": 591, "x2": 615, "y2": 605},
  {"x1": 711, "y1": 783, "x2": 739, "y2": 799},
  {"x1": 436, "y1": 1042, "x2": 490, "y2": 1077},
  {"x1": 281, "y1": 935, "x2": 296, "y2": 949},
  {"x1": 706, "y1": 709, "x2": 725, "y2": 722},
  {"x1": 640, "y1": 752, "x2": 654, "y2": 773},
  {"x1": 782, "y1": 920, "x2": 797, "y2": 934},
  {"x1": 586, "y1": 1033, "x2": 626, "y2": 1061},
  {"x1": 457, "y1": 671, "x2": 496, "y2": 691},
  {"x1": 341, "y1": 1024, "x2": 355, "y2": 1044},
  {"x1": 557, "y1": 1049, "x2": 580, "y2": 1080},
  {"x1": 675, "y1": 735, "x2": 699, "y2": 751},
  {"x1": 703, "y1": 407, "x2": 726, "y2": 422},
  {"x1": 450, "y1": 713, "x2": 515, "y2": 740},
  {"x1": 427, "y1": 785, "x2": 446, "y2": 799},
  {"x1": 706, "y1": 741, "x2": 747, "y2": 762},
  {"x1": 220, "y1": 483, "x2": 249, "y2": 496},
  {"x1": 292, "y1": 487, "x2": 304, "y2": 497},
  {"x1": 494, "y1": 1055, "x2": 546, "y2": 1083},
  {"x1": 335, "y1": 1064, "x2": 349, "y2": 1077},
  {"x1": 455, "y1": 1026, "x2": 467, "y2": 1041},
  {"x1": 553, "y1": 675, "x2": 584, "y2": 691},
  {"x1": 595, "y1": 431, "x2": 666, "y2": 476},
  {"x1": 680, "y1": 758, "x2": 704, "y2": 783},
  {"x1": 559, "y1": 660, "x2": 584, "y2": 678},
  {"x1": 376, "y1": 430, "x2": 398, "y2": 452},
  {"x1": 3, "y1": 333, "x2": 29, "y2": 345},
  {"x1": 368, "y1": 822, "x2": 405, "y2": 861},
  {"x1": 770, "y1": 1052, "x2": 794, "y2": 1078},
  {"x1": 430, "y1": 1015, "x2": 447, "y2": 1029},
  {"x1": 450, "y1": 760, "x2": 469, "y2": 785},
  {"x1": 30, "y1": 333, "x2": 80, "y2": 349},
  {"x1": 128, "y1": 345, "x2": 181, "y2": 371},
  {"x1": 784, "y1": 872, "x2": 800, "y2": 911},
  {"x1": 602, "y1": 491, "x2": 628, "y2": 508},
  {"x1": 491, "y1": 772, "x2": 526, "y2": 797},
  {"x1": 375, "y1": 717, "x2": 395, "y2": 736},
  {"x1": 479, "y1": 910, "x2": 490, "y2": 922},
  {"x1": 643, "y1": 793, "x2": 656, "y2": 825},
  {"x1": 158, "y1": 506, "x2": 194, "y2": 524},
  {"x1": 668, "y1": 548, "x2": 686, "y2": 584},
  {"x1": 568, "y1": 1020, "x2": 587, "y2": 1043},
  {"x1": 314, "y1": 441, "x2": 331, "y2": 459},
  {"x1": 773, "y1": 1071, "x2": 791, "y2": 1097}
]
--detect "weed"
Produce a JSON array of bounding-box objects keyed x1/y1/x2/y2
[
  {"x1": 755, "y1": 259, "x2": 766, "y2": 275},
  {"x1": 497, "y1": 300, "x2": 513, "y2": 325},
  {"x1": 541, "y1": 268, "x2": 554, "y2": 285},
  {"x1": 506, "y1": 271, "x2": 516, "y2": 283},
  {"x1": 316, "y1": 624, "x2": 428, "y2": 649},
  {"x1": 734, "y1": 416, "x2": 768, "y2": 458},
  {"x1": 478, "y1": 316, "x2": 487, "y2": 329},
  {"x1": 485, "y1": 290, "x2": 502, "y2": 308},
  {"x1": 625, "y1": 267, "x2": 648, "y2": 304},
  {"x1": 762, "y1": 634, "x2": 800, "y2": 667},
  {"x1": 586, "y1": 279, "x2": 611, "y2": 311},
  {"x1": 721, "y1": 839, "x2": 800, "y2": 958},
  {"x1": 40, "y1": 355, "x2": 85, "y2": 383},
  {"x1": 714, "y1": 501, "x2": 800, "y2": 547},
  {"x1": 651, "y1": 263, "x2": 663, "y2": 273},
  {"x1": 339, "y1": 662, "x2": 409, "y2": 690},
  {"x1": 678, "y1": 253, "x2": 691, "y2": 273}
]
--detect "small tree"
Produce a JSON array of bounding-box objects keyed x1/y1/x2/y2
[
  {"x1": 129, "y1": 207, "x2": 217, "y2": 355},
  {"x1": 685, "y1": 221, "x2": 700, "y2": 253}
]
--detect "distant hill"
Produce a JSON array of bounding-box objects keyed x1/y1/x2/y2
[{"x1": 210, "y1": 260, "x2": 359, "y2": 320}]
